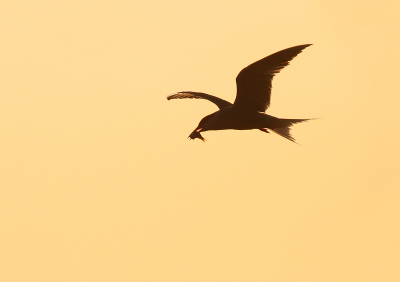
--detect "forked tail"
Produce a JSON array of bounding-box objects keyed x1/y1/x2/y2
[{"x1": 270, "y1": 118, "x2": 311, "y2": 143}]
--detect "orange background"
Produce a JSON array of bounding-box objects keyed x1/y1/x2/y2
[{"x1": 1, "y1": 1, "x2": 399, "y2": 281}]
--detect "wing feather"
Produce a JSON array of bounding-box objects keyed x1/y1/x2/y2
[
  {"x1": 167, "y1": 91, "x2": 232, "y2": 110},
  {"x1": 234, "y1": 44, "x2": 312, "y2": 112}
]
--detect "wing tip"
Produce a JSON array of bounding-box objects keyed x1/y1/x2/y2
[
  {"x1": 166, "y1": 91, "x2": 195, "y2": 100},
  {"x1": 294, "y1": 44, "x2": 313, "y2": 52},
  {"x1": 167, "y1": 94, "x2": 178, "y2": 100},
  {"x1": 299, "y1": 43, "x2": 313, "y2": 47}
]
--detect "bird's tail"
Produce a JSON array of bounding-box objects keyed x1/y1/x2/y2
[{"x1": 270, "y1": 118, "x2": 311, "y2": 143}]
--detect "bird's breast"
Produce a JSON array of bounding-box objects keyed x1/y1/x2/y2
[{"x1": 202, "y1": 108, "x2": 267, "y2": 131}]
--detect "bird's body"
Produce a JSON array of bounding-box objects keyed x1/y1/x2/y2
[
  {"x1": 167, "y1": 44, "x2": 313, "y2": 143},
  {"x1": 199, "y1": 107, "x2": 274, "y2": 131}
]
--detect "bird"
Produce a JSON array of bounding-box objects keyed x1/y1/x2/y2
[{"x1": 167, "y1": 44, "x2": 313, "y2": 143}]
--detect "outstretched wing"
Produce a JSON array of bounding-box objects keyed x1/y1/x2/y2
[
  {"x1": 167, "y1": 91, "x2": 232, "y2": 110},
  {"x1": 234, "y1": 44, "x2": 312, "y2": 112}
]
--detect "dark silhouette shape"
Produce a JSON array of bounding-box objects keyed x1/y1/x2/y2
[{"x1": 167, "y1": 44, "x2": 313, "y2": 143}]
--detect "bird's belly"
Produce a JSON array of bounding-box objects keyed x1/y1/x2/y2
[
  {"x1": 230, "y1": 114, "x2": 268, "y2": 130},
  {"x1": 204, "y1": 111, "x2": 273, "y2": 131}
]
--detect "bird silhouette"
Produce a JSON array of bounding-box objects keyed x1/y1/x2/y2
[{"x1": 167, "y1": 44, "x2": 313, "y2": 143}]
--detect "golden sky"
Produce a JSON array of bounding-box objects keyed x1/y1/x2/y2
[{"x1": 1, "y1": 1, "x2": 399, "y2": 281}]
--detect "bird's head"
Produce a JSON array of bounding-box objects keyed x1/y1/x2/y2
[{"x1": 188, "y1": 113, "x2": 216, "y2": 142}]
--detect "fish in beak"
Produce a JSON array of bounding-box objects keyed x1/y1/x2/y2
[{"x1": 188, "y1": 127, "x2": 206, "y2": 142}]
